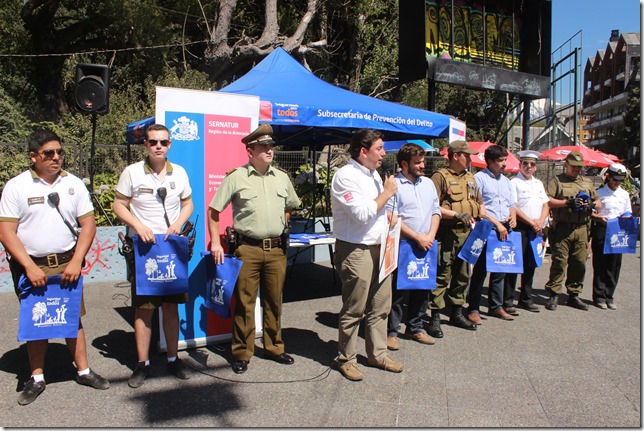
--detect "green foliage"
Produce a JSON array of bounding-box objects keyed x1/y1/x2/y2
[
  {"x1": 292, "y1": 163, "x2": 335, "y2": 217},
  {"x1": 87, "y1": 172, "x2": 120, "y2": 227}
]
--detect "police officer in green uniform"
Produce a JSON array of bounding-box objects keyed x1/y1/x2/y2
[
  {"x1": 207, "y1": 123, "x2": 301, "y2": 374},
  {"x1": 427, "y1": 140, "x2": 487, "y2": 337},
  {"x1": 544, "y1": 151, "x2": 601, "y2": 311}
]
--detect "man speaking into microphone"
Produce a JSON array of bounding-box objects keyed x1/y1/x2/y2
[{"x1": 331, "y1": 129, "x2": 402, "y2": 381}]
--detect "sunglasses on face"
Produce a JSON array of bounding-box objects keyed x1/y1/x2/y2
[
  {"x1": 521, "y1": 161, "x2": 536, "y2": 167},
  {"x1": 38, "y1": 148, "x2": 65, "y2": 158},
  {"x1": 147, "y1": 139, "x2": 170, "y2": 147}
]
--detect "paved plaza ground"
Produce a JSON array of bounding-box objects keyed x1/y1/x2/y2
[{"x1": 0, "y1": 249, "x2": 640, "y2": 427}]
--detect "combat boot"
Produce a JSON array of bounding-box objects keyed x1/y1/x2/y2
[
  {"x1": 545, "y1": 294, "x2": 559, "y2": 311},
  {"x1": 426, "y1": 311, "x2": 443, "y2": 338},
  {"x1": 566, "y1": 294, "x2": 589, "y2": 311},
  {"x1": 450, "y1": 306, "x2": 477, "y2": 330}
]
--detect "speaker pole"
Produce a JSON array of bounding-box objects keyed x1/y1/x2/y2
[{"x1": 88, "y1": 112, "x2": 113, "y2": 226}]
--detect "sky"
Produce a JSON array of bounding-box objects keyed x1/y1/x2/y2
[{"x1": 549, "y1": 0, "x2": 641, "y2": 105}]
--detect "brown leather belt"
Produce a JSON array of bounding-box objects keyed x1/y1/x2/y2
[
  {"x1": 30, "y1": 248, "x2": 76, "y2": 268},
  {"x1": 239, "y1": 235, "x2": 281, "y2": 251}
]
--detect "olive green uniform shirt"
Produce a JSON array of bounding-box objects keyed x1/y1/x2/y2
[{"x1": 209, "y1": 163, "x2": 301, "y2": 239}]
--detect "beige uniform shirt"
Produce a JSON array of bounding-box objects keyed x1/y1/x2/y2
[{"x1": 209, "y1": 163, "x2": 301, "y2": 239}]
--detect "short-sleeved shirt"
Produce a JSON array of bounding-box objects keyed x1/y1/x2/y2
[
  {"x1": 474, "y1": 168, "x2": 514, "y2": 221},
  {"x1": 511, "y1": 172, "x2": 549, "y2": 220},
  {"x1": 209, "y1": 163, "x2": 301, "y2": 239},
  {"x1": 0, "y1": 169, "x2": 94, "y2": 256},
  {"x1": 596, "y1": 185, "x2": 632, "y2": 219},
  {"x1": 115, "y1": 158, "x2": 192, "y2": 235},
  {"x1": 386, "y1": 173, "x2": 441, "y2": 234},
  {"x1": 331, "y1": 158, "x2": 386, "y2": 245}
]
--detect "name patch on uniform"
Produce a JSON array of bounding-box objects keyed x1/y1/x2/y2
[
  {"x1": 343, "y1": 192, "x2": 354, "y2": 203},
  {"x1": 27, "y1": 197, "x2": 45, "y2": 206},
  {"x1": 139, "y1": 187, "x2": 154, "y2": 194}
]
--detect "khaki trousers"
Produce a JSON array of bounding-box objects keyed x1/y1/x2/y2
[
  {"x1": 545, "y1": 224, "x2": 589, "y2": 295},
  {"x1": 232, "y1": 244, "x2": 286, "y2": 361},
  {"x1": 334, "y1": 240, "x2": 392, "y2": 364}
]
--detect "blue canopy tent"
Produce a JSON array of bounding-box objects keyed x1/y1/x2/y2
[
  {"x1": 219, "y1": 47, "x2": 451, "y2": 145},
  {"x1": 384, "y1": 139, "x2": 438, "y2": 153}
]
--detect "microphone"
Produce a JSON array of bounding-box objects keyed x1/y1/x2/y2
[
  {"x1": 157, "y1": 187, "x2": 171, "y2": 228},
  {"x1": 157, "y1": 187, "x2": 167, "y2": 201},
  {"x1": 47, "y1": 192, "x2": 78, "y2": 237},
  {"x1": 381, "y1": 159, "x2": 395, "y2": 177},
  {"x1": 48, "y1": 192, "x2": 60, "y2": 206}
]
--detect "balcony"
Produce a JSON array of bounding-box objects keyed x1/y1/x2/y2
[{"x1": 584, "y1": 114, "x2": 624, "y2": 131}]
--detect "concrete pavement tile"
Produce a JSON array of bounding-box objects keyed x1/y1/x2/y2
[
  {"x1": 397, "y1": 403, "x2": 449, "y2": 427},
  {"x1": 446, "y1": 408, "x2": 501, "y2": 427}
]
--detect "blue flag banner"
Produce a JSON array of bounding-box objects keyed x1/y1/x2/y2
[
  {"x1": 526, "y1": 230, "x2": 544, "y2": 268},
  {"x1": 18, "y1": 275, "x2": 82, "y2": 342},
  {"x1": 202, "y1": 252, "x2": 242, "y2": 318},
  {"x1": 604, "y1": 216, "x2": 639, "y2": 254},
  {"x1": 134, "y1": 234, "x2": 190, "y2": 296},
  {"x1": 486, "y1": 231, "x2": 524, "y2": 273},
  {"x1": 396, "y1": 239, "x2": 438, "y2": 290},
  {"x1": 457, "y1": 219, "x2": 494, "y2": 264}
]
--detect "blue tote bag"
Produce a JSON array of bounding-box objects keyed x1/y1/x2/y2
[
  {"x1": 604, "y1": 216, "x2": 639, "y2": 254},
  {"x1": 202, "y1": 252, "x2": 243, "y2": 318},
  {"x1": 396, "y1": 239, "x2": 438, "y2": 290},
  {"x1": 18, "y1": 275, "x2": 83, "y2": 342},
  {"x1": 525, "y1": 230, "x2": 544, "y2": 268},
  {"x1": 134, "y1": 234, "x2": 190, "y2": 295},
  {"x1": 486, "y1": 231, "x2": 524, "y2": 273},
  {"x1": 457, "y1": 219, "x2": 494, "y2": 264}
]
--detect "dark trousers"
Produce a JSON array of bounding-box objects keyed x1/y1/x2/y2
[
  {"x1": 592, "y1": 224, "x2": 622, "y2": 304},
  {"x1": 387, "y1": 269, "x2": 429, "y2": 336},
  {"x1": 467, "y1": 242, "x2": 506, "y2": 313},
  {"x1": 504, "y1": 226, "x2": 538, "y2": 307}
]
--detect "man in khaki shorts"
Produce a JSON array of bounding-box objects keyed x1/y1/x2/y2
[
  {"x1": 0, "y1": 129, "x2": 109, "y2": 405},
  {"x1": 113, "y1": 123, "x2": 194, "y2": 387}
]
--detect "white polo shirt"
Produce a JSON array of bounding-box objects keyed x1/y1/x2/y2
[
  {"x1": 596, "y1": 184, "x2": 632, "y2": 219},
  {"x1": 511, "y1": 172, "x2": 549, "y2": 220},
  {"x1": 115, "y1": 159, "x2": 192, "y2": 235},
  {"x1": 0, "y1": 169, "x2": 94, "y2": 256},
  {"x1": 331, "y1": 158, "x2": 387, "y2": 245}
]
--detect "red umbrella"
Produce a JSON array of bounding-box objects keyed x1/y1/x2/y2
[
  {"x1": 440, "y1": 141, "x2": 520, "y2": 173},
  {"x1": 539, "y1": 145, "x2": 614, "y2": 168}
]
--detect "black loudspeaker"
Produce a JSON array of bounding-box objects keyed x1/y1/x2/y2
[{"x1": 75, "y1": 64, "x2": 110, "y2": 115}]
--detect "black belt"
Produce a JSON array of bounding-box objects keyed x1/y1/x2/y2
[
  {"x1": 239, "y1": 235, "x2": 281, "y2": 251},
  {"x1": 30, "y1": 248, "x2": 76, "y2": 268}
]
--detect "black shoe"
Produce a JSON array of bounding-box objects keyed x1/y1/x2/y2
[
  {"x1": 450, "y1": 311, "x2": 477, "y2": 331},
  {"x1": 232, "y1": 360, "x2": 249, "y2": 374},
  {"x1": 167, "y1": 358, "x2": 190, "y2": 380},
  {"x1": 504, "y1": 306, "x2": 520, "y2": 316},
  {"x1": 262, "y1": 352, "x2": 295, "y2": 365},
  {"x1": 128, "y1": 362, "x2": 150, "y2": 388},
  {"x1": 518, "y1": 302, "x2": 540, "y2": 313},
  {"x1": 76, "y1": 369, "x2": 110, "y2": 390},
  {"x1": 567, "y1": 295, "x2": 589, "y2": 311},
  {"x1": 17, "y1": 378, "x2": 46, "y2": 406},
  {"x1": 427, "y1": 312, "x2": 443, "y2": 338},
  {"x1": 545, "y1": 295, "x2": 559, "y2": 311}
]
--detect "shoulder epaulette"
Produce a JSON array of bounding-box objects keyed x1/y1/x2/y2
[
  {"x1": 274, "y1": 166, "x2": 289, "y2": 174},
  {"x1": 225, "y1": 168, "x2": 238, "y2": 176}
]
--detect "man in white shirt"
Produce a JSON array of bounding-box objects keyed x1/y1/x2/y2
[
  {"x1": 331, "y1": 129, "x2": 401, "y2": 381},
  {"x1": 504, "y1": 150, "x2": 549, "y2": 312}
]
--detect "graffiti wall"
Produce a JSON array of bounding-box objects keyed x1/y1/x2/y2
[{"x1": 0, "y1": 226, "x2": 127, "y2": 293}]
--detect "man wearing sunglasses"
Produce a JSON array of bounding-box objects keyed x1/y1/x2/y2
[
  {"x1": 0, "y1": 129, "x2": 110, "y2": 405},
  {"x1": 503, "y1": 150, "x2": 549, "y2": 313},
  {"x1": 113, "y1": 123, "x2": 194, "y2": 387}
]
